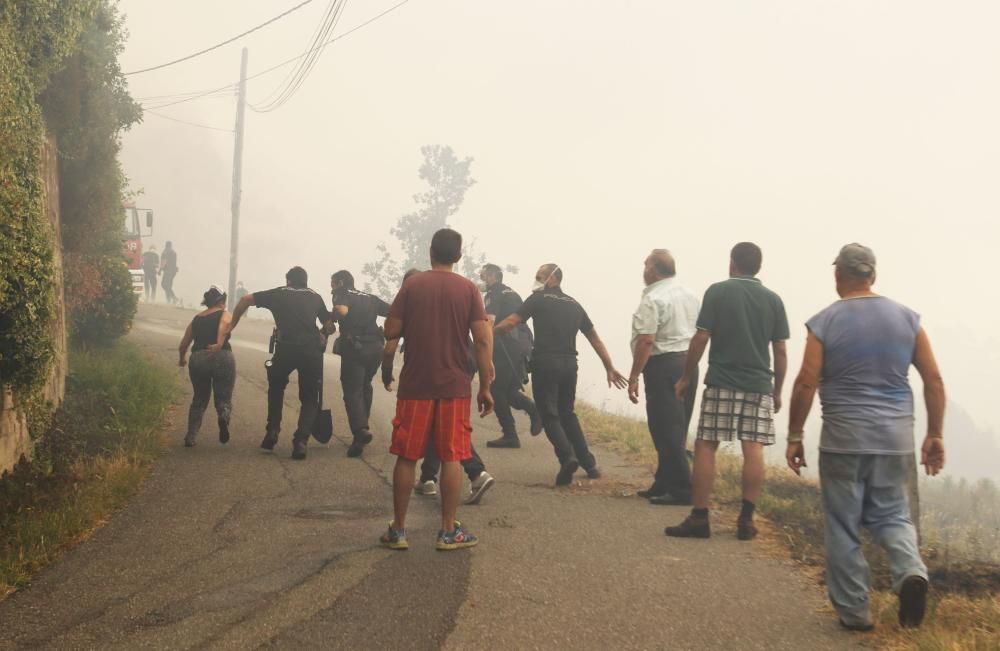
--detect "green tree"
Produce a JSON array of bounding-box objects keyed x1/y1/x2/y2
[
  {"x1": 362, "y1": 145, "x2": 514, "y2": 298},
  {"x1": 41, "y1": 0, "x2": 142, "y2": 344}
]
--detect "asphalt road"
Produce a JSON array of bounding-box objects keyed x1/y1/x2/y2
[{"x1": 0, "y1": 304, "x2": 858, "y2": 650}]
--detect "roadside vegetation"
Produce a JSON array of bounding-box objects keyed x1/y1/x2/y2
[
  {"x1": 0, "y1": 343, "x2": 176, "y2": 599},
  {"x1": 576, "y1": 403, "x2": 1000, "y2": 650}
]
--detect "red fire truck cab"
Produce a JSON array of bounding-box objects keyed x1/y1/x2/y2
[{"x1": 123, "y1": 203, "x2": 155, "y2": 294}]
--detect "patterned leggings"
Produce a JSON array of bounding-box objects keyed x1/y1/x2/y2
[{"x1": 187, "y1": 350, "x2": 236, "y2": 439}]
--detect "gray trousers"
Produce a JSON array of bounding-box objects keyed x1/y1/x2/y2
[{"x1": 187, "y1": 350, "x2": 236, "y2": 439}]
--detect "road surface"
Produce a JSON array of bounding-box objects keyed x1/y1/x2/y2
[{"x1": 0, "y1": 304, "x2": 857, "y2": 650}]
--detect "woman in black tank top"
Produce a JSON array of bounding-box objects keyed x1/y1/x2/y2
[{"x1": 178, "y1": 286, "x2": 237, "y2": 447}]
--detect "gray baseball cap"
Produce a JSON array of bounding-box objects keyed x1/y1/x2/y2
[{"x1": 833, "y1": 243, "x2": 876, "y2": 276}]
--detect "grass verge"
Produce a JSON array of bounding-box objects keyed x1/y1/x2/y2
[
  {"x1": 576, "y1": 402, "x2": 1000, "y2": 650},
  {"x1": 0, "y1": 342, "x2": 177, "y2": 599}
]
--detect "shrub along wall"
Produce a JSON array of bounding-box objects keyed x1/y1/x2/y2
[{"x1": 0, "y1": 1, "x2": 137, "y2": 474}]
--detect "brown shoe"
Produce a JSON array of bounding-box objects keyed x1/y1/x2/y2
[
  {"x1": 664, "y1": 513, "x2": 710, "y2": 539},
  {"x1": 736, "y1": 518, "x2": 758, "y2": 541}
]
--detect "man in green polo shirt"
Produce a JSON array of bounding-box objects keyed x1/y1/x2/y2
[{"x1": 665, "y1": 242, "x2": 789, "y2": 541}]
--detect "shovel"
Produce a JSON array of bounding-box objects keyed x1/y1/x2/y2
[{"x1": 312, "y1": 359, "x2": 334, "y2": 444}]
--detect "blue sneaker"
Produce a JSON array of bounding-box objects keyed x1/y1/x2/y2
[
  {"x1": 436, "y1": 521, "x2": 479, "y2": 551},
  {"x1": 379, "y1": 522, "x2": 408, "y2": 550}
]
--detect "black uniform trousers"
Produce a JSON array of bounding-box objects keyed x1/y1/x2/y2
[
  {"x1": 161, "y1": 270, "x2": 178, "y2": 304},
  {"x1": 531, "y1": 355, "x2": 596, "y2": 471},
  {"x1": 340, "y1": 343, "x2": 382, "y2": 440},
  {"x1": 643, "y1": 351, "x2": 698, "y2": 497},
  {"x1": 492, "y1": 338, "x2": 537, "y2": 438},
  {"x1": 420, "y1": 443, "x2": 486, "y2": 483},
  {"x1": 266, "y1": 342, "x2": 323, "y2": 443}
]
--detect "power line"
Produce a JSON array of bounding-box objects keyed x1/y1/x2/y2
[
  {"x1": 251, "y1": 0, "x2": 348, "y2": 112},
  {"x1": 124, "y1": 0, "x2": 317, "y2": 76},
  {"x1": 143, "y1": 109, "x2": 234, "y2": 133},
  {"x1": 136, "y1": 0, "x2": 412, "y2": 110},
  {"x1": 142, "y1": 85, "x2": 236, "y2": 110}
]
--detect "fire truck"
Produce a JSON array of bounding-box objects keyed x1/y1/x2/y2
[{"x1": 123, "y1": 203, "x2": 155, "y2": 294}]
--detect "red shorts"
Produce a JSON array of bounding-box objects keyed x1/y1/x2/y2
[{"x1": 390, "y1": 398, "x2": 472, "y2": 462}]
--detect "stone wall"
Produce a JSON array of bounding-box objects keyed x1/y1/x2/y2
[{"x1": 0, "y1": 137, "x2": 67, "y2": 476}]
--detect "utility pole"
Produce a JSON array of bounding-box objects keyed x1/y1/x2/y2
[{"x1": 228, "y1": 47, "x2": 248, "y2": 310}]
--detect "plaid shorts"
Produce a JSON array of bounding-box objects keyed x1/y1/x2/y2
[
  {"x1": 696, "y1": 386, "x2": 776, "y2": 445},
  {"x1": 390, "y1": 398, "x2": 472, "y2": 462}
]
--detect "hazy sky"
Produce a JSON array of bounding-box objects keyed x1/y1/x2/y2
[{"x1": 119, "y1": 0, "x2": 1000, "y2": 476}]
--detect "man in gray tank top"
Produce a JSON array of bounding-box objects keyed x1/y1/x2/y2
[{"x1": 786, "y1": 243, "x2": 946, "y2": 633}]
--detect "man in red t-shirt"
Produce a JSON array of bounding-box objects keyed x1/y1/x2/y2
[{"x1": 380, "y1": 229, "x2": 495, "y2": 551}]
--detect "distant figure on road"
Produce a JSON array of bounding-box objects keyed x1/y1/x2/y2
[
  {"x1": 479, "y1": 263, "x2": 541, "y2": 449},
  {"x1": 160, "y1": 241, "x2": 179, "y2": 305},
  {"x1": 142, "y1": 245, "x2": 159, "y2": 302},
  {"x1": 495, "y1": 264, "x2": 628, "y2": 486},
  {"x1": 385, "y1": 269, "x2": 496, "y2": 506},
  {"x1": 330, "y1": 270, "x2": 390, "y2": 458},
  {"x1": 235, "y1": 281, "x2": 248, "y2": 303},
  {"x1": 177, "y1": 285, "x2": 235, "y2": 447},
  {"x1": 627, "y1": 249, "x2": 700, "y2": 505},
  {"x1": 226, "y1": 267, "x2": 335, "y2": 460},
  {"x1": 665, "y1": 242, "x2": 789, "y2": 541},
  {"x1": 786, "y1": 244, "x2": 945, "y2": 632},
  {"x1": 380, "y1": 229, "x2": 494, "y2": 551}
]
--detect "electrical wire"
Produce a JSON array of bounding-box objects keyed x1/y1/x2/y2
[
  {"x1": 135, "y1": 0, "x2": 411, "y2": 111},
  {"x1": 250, "y1": 0, "x2": 348, "y2": 112},
  {"x1": 143, "y1": 109, "x2": 234, "y2": 133},
  {"x1": 124, "y1": 0, "x2": 317, "y2": 75}
]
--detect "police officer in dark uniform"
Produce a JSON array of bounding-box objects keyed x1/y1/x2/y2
[
  {"x1": 479, "y1": 263, "x2": 541, "y2": 448},
  {"x1": 228, "y1": 266, "x2": 335, "y2": 460},
  {"x1": 496, "y1": 264, "x2": 628, "y2": 485},
  {"x1": 331, "y1": 270, "x2": 390, "y2": 458}
]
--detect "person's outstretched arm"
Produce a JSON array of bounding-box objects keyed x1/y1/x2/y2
[
  {"x1": 772, "y1": 339, "x2": 788, "y2": 413},
  {"x1": 913, "y1": 327, "x2": 946, "y2": 476},
  {"x1": 495, "y1": 313, "x2": 523, "y2": 334},
  {"x1": 471, "y1": 319, "x2": 495, "y2": 416},
  {"x1": 786, "y1": 331, "x2": 823, "y2": 475},
  {"x1": 674, "y1": 329, "x2": 709, "y2": 401},
  {"x1": 583, "y1": 329, "x2": 628, "y2": 389},
  {"x1": 178, "y1": 322, "x2": 193, "y2": 367},
  {"x1": 382, "y1": 317, "x2": 403, "y2": 391},
  {"x1": 228, "y1": 294, "x2": 255, "y2": 333}
]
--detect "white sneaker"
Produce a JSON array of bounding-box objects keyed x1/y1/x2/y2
[
  {"x1": 465, "y1": 471, "x2": 495, "y2": 505},
  {"x1": 414, "y1": 480, "x2": 438, "y2": 496}
]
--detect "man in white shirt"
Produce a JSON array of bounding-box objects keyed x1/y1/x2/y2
[{"x1": 628, "y1": 250, "x2": 701, "y2": 504}]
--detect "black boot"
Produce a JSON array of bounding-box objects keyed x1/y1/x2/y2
[
  {"x1": 347, "y1": 430, "x2": 373, "y2": 457},
  {"x1": 260, "y1": 428, "x2": 278, "y2": 451},
  {"x1": 219, "y1": 419, "x2": 230, "y2": 444},
  {"x1": 487, "y1": 434, "x2": 520, "y2": 449}
]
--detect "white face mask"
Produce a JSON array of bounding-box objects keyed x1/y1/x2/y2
[{"x1": 532, "y1": 266, "x2": 559, "y2": 292}]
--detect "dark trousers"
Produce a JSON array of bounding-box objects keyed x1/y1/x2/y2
[
  {"x1": 143, "y1": 269, "x2": 157, "y2": 301},
  {"x1": 340, "y1": 345, "x2": 381, "y2": 440},
  {"x1": 531, "y1": 356, "x2": 595, "y2": 470},
  {"x1": 643, "y1": 352, "x2": 697, "y2": 496},
  {"x1": 492, "y1": 341, "x2": 537, "y2": 438},
  {"x1": 266, "y1": 343, "x2": 323, "y2": 443},
  {"x1": 420, "y1": 444, "x2": 485, "y2": 483},
  {"x1": 161, "y1": 270, "x2": 178, "y2": 304},
  {"x1": 187, "y1": 350, "x2": 236, "y2": 438}
]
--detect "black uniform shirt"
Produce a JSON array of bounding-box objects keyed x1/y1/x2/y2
[
  {"x1": 486, "y1": 283, "x2": 531, "y2": 359},
  {"x1": 254, "y1": 286, "x2": 331, "y2": 347},
  {"x1": 141, "y1": 250, "x2": 159, "y2": 272},
  {"x1": 334, "y1": 288, "x2": 390, "y2": 340},
  {"x1": 516, "y1": 288, "x2": 594, "y2": 359},
  {"x1": 484, "y1": 283, "x2": 523, "y2": 323},
  {"x1": 161, "y1": 248, "x2": 177, "y2": 272}
]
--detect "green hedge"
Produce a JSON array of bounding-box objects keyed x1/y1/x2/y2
[{"x1": 0, "y1": 22, "x2": 55, "y2": 397}]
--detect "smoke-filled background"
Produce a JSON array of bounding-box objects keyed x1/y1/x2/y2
[{"x1": 119, "y1": 0, "x2": 1000, "y2": 480}]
